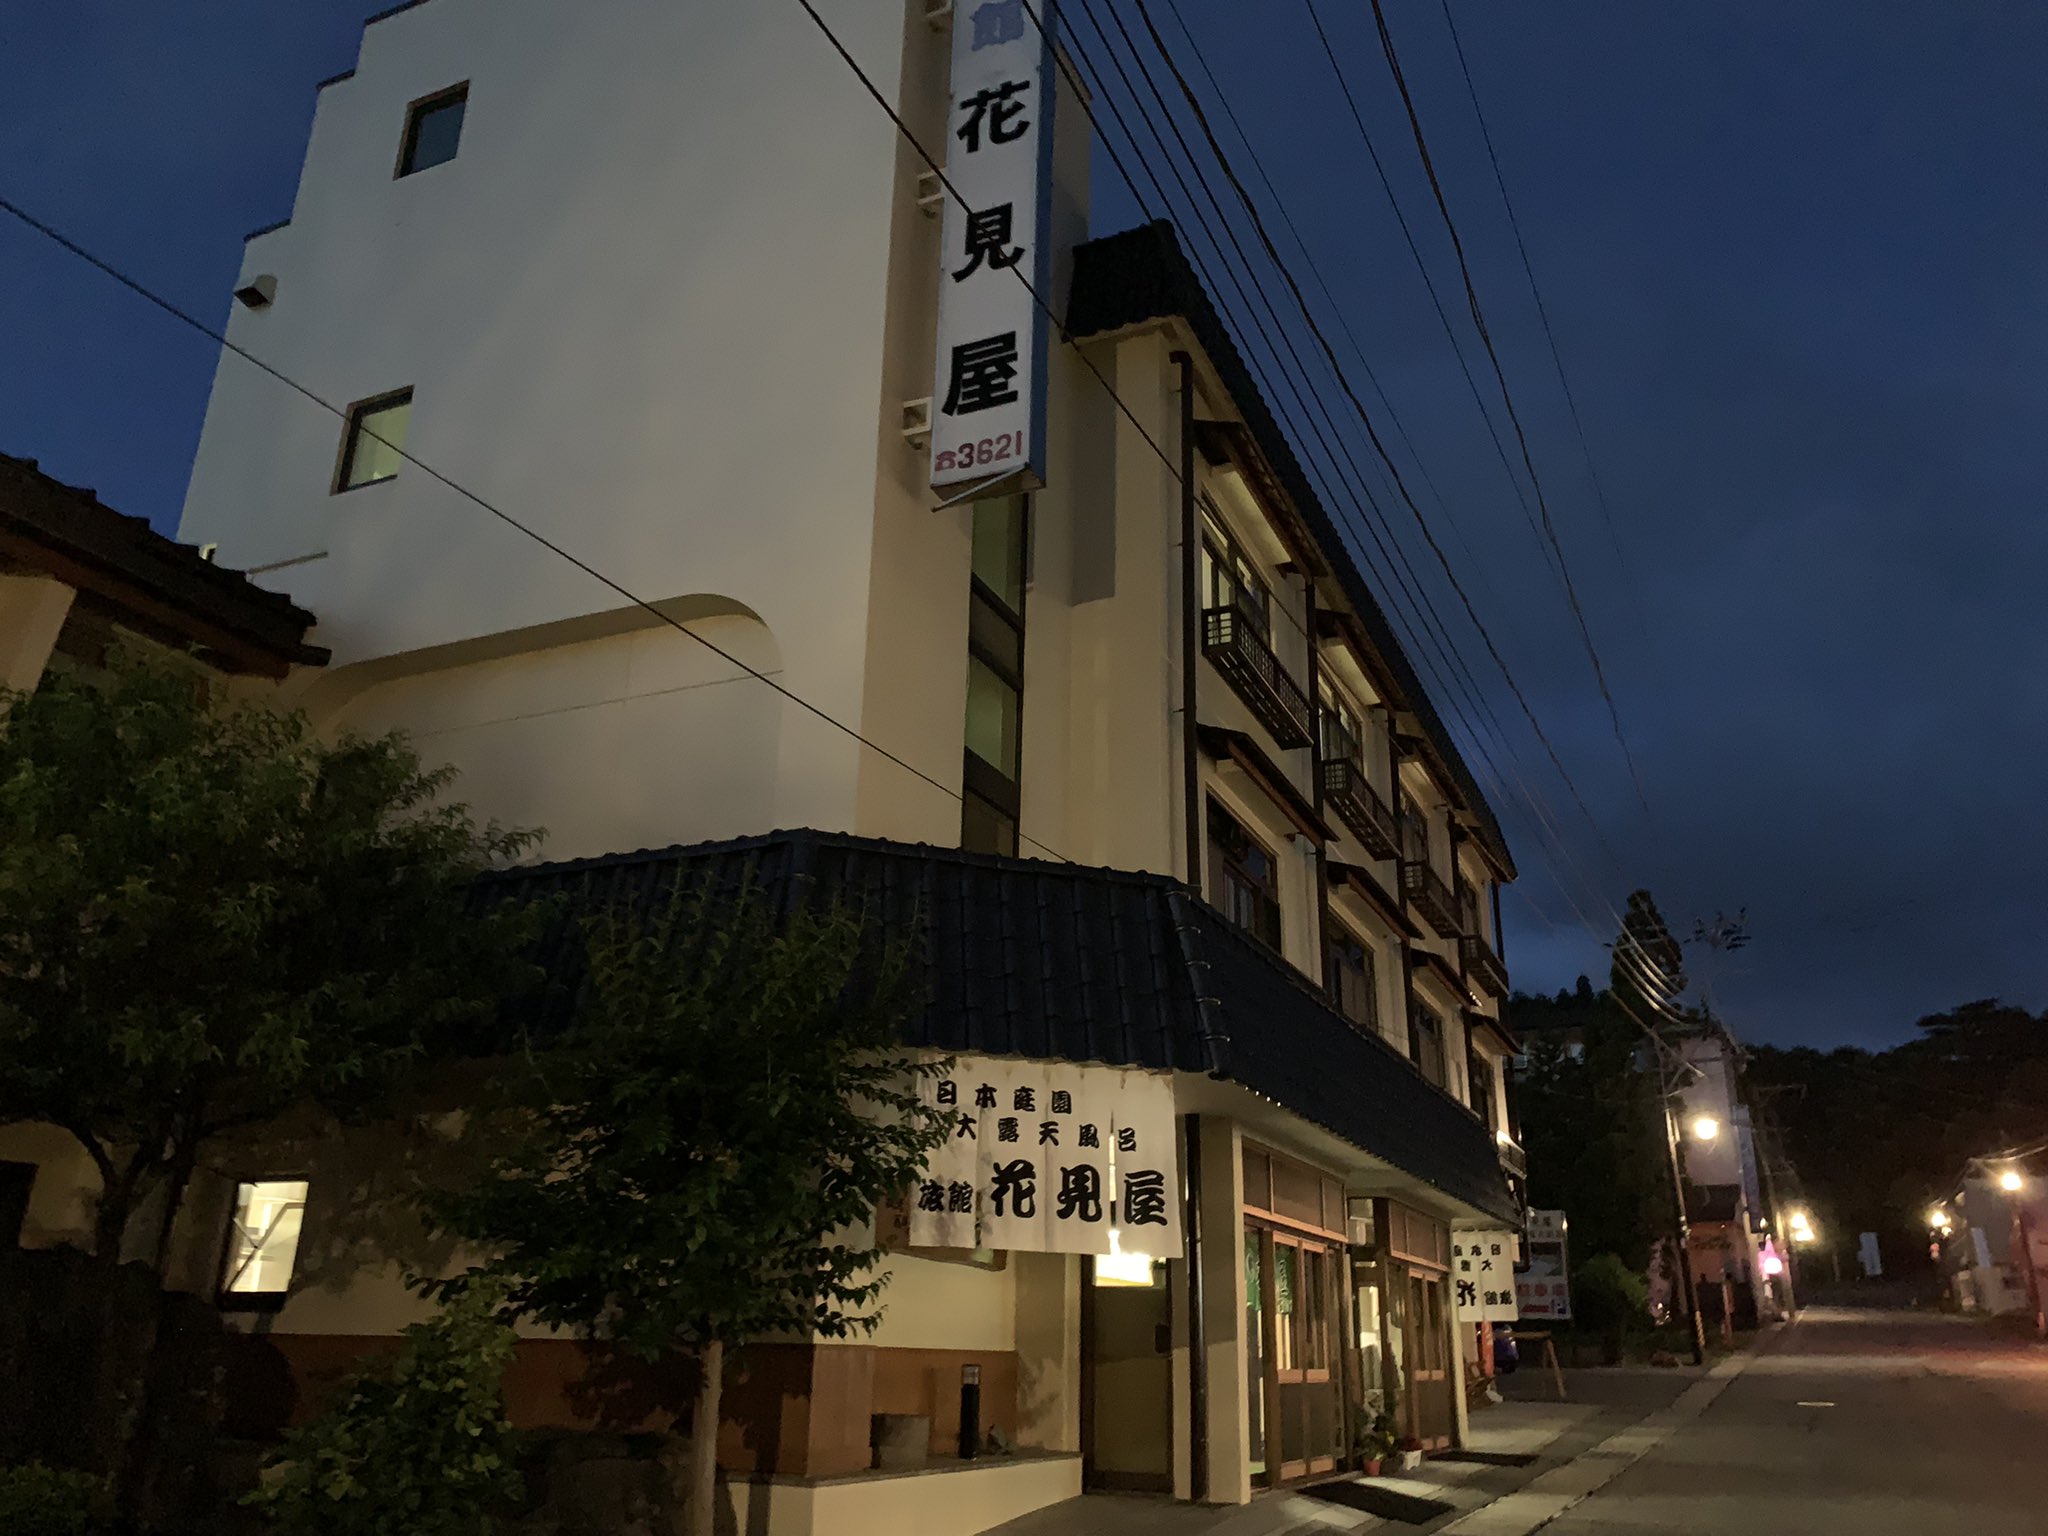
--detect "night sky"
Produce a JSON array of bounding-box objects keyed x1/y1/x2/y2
[{"x1": 5, "y1": 3, "x2": 2044, "y2": 1049}]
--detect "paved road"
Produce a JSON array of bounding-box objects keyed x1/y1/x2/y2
[{"x1": 1539, "y1": 1307, "x2": 2048, "y2": 1536}]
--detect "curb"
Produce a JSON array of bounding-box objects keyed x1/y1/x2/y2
[{"x1": 1433, "y1": 1340, "x2": 1768, "y2": 1536}]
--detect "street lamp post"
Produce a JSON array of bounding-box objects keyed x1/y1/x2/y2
[{"x1": 1659, "y1": 1073, "x2": 1709, "y2": 1366}]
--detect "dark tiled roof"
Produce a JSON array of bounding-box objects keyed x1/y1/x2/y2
[
  {"x1": 0, "y1": 453, "x2": 327, "y2": 674},
  {"x1": 479, "y1": 829, "x2": 1518, "y2": 1225},
  {"x1": 1067, "y1": 221, "x2": 1514, "y2": 879}
]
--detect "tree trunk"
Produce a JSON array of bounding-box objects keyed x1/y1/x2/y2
[
  {"x1": 658, "y1": 1340, "x2": 726, "y2": 1536},
  {"x1": 690, "y1": 1339, "x2": 724, "y2": 1536}
]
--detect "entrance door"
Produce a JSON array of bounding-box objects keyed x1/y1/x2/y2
[
  {"x1": 1402, "y1": 1270, "x2": 1454, "y2": 1448},
  {"x1": 1249, "y1": 1224, "x2": 1345, "y2": 1483},
  {"x1": 1083, "y1": 1256, "x2": 1174, "y2": 1491}
]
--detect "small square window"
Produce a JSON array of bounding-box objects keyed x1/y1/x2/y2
[
  {"x1": 397, "y1": 84, "x2": 468, "y2": 177},
  {"x1": 220, "y1": 1179, "x2": 309, "y2": 1303},
  {"x1": 336, "y1": 389, "x2": 413, "y2": 491}
]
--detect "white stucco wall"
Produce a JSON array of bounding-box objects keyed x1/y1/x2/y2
[{"x1": 181, "y1": 0, "x2": 922, "y2": 838}]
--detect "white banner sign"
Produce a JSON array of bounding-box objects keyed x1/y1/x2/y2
[
  {"x1": 1453, "y1": 1231, "x2": 1521, "y2": 1322},
  {"x1": 1517, "y1": 1208, "x2": 1571, "y2": 1321},
  {"x1": 929, "y1": 0, "x2": 1055, "y2": 491},
  {"x1": 908, "y1": 1054, "x2": 1181, "y2": 1258}
]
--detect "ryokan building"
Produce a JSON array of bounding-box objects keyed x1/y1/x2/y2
[{"x1": 18, "y1": 3, "x2": 1533, "y2": 1531}]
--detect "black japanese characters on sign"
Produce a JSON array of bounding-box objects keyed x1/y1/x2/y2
[
  {"x1": 907, "y1": 1056, "x2": 1182, "y2": 1258},
  {"x1": 930, "y1": 0, "x2": 1053, "y2": 489},
  {"x1": 1452, "y1": 1230, "x2": 1521, "y2": 1322},
  {"x1": 942, "y1": 333, "x2": 1021, "y2": 416},
  {"x1": 1120, "y1": 1169, "x2": 1169, "y2": 1228}
]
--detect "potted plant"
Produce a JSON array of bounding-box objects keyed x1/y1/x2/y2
[{"x1": 1352, "y1": 1409, "x2": 1398, "y2": 1475}]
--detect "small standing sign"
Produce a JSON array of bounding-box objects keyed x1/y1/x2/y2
[{"x1": 1453, "y1": 1230, "x2": 1522, "y2": 1323}]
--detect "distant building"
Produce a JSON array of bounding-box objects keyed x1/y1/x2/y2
[{"x1": 1937, "y1": 1159, "x2": 2048, "y2": 1319}]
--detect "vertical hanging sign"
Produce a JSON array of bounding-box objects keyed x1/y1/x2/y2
[{"x1": 930, "y1": 0, "x2": 1056, "y2": 494}]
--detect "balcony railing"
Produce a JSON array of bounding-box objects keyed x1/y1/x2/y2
[
  {"x1": 1401, "y1": 860, "x2": 1461, "y2": 936},
  {"x1": 1461, "y1": 933, "x2": 1510, "y2": 998},
  {"x1": 1202, "y1": 605, "x2": 1313, "y2": 749},
  {"x1": 1320, "y1": 757, "x2": 1399, "y2": 860},
  {"x1": 1496, "y1": 1133, "x2": 1528, "y2": 1180}
]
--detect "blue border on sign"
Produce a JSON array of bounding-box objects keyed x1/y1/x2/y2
[{"x1": 1023, "y1": 2, "x2": 1059, "y2": 490}]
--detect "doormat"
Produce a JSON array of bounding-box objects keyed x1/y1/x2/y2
[
  {"x1": 1299, "y1": 1480, "x2": 1455, "y2": 1524},
  {"x1": 1430, "y1": 1450, "x2": 1540, "y2": 1467}
]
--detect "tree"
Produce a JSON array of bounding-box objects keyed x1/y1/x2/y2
[
  {"x1": 247, "y1": 1278, "x2": 522, "y2": 1536},
  {"x1": 1510, "y1": 982, "x2": 1669, "y2": 1273},
  {"x1": 0, "y1": 648, "x2": 536, "y2": 1475},
  {"x1": 425, "y1": 877, "x2": 953, "y2": 1536}
]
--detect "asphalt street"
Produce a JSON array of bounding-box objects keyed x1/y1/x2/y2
[{"x1": 1538, "y1": 1307, "x2": 2048, "y2": 1536}]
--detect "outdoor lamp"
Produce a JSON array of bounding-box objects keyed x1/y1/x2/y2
[
  {"x1": 1689, "y1": 1114, "x2": 1720, "y2": 1142},
  {"x1": 1999, "y1": 1169, "x2": 2025, "y2": 1194}
]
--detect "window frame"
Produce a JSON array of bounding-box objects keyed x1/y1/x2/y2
[
  {"x1": 961, "y1": 495, "x2": 1029, "y2": 856},
  {"x1": 1200, "y1": 510, "x2": 1272, "y2": 640},
  {"x1": 1411, "y1": 1007, "x2": 1447, "y2": 1088},
  {"x1": 332, "y1": 387, "x2": 415, "y2": 493},
  {"x1": 395, "y1": 82, "x2": 470, "y2": 178},
  {"x1": 216, "y1": 1176, "x2": 311, "y2": 1312},
  {"x1": 1322, "y1": 921, "x2": 1379, "y2": 1034},
  {"x1": 1207, "y1": 798, "x2": 1283, "y2": 951}
]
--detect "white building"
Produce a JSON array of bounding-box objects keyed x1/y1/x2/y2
[{"x1": 11, "y1": 3, "x2": 1533, "y2": 1531}]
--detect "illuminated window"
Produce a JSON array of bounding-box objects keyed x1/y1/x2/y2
[
  {"x1": 335, "y1": 389, "x2": 412, "y2": 491},
  {"x1": 220, "y1": 1180, "x2": 309, "y2": 1301}
]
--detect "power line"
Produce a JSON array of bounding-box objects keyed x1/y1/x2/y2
[
  {"x1": 1087, "y1": 3, "x2": 1677, "y2": 992},
  {"x1": 1076, "y1": 0, "x2": 1652, "y2": 965},
  {"x1": 1358, "y1": 0, "x2": 1650, "y2": 815},
  {"x1": 0, "y1": 190, "x2": 1089, "y2": 863},
  {"x1": 1116, "y1": 0, "x2": 1627, "y2": 876},
  {"x1": 1435, "y1": 0, "x2": 1658, "y2": 667}
]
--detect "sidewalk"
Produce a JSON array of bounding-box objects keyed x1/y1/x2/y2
[{"x1": 985, "y1": 1348, "x2": 1758, "y2": 1536}]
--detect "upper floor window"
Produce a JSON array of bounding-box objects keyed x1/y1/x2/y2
[
  {"x1": 1200, "y1": 514, "x2": 1270, "y2": 639},
  {"x1": 1324, "y1": 923, "x2": 1378, "y2": 1033},
  {"x1": 1319, "y1": 679, "x2": 1364, "y2": 765},
  {"x1": 219, "y1": 1178, "x2": 309, "y2": 1304},
  {"x1": 962, "y1": 495, "x2": 1027, "y2": 856},
  {"x1": 1468, "y1": 1050, "x2": 1498, "y2": 1130},
  {"x1": 334, "y1": 388, "x2": 412, "y2": 491},
  {"x1": 1401, "y1": 802, "x2": 1433, "y2": 869},
  {"x1": 398, "y1": 83, "x2": 469, "y2": 177},
  {"x1": 1412, "y1": 1007, "x2": 1447, "y2": 1088},
  {"x1": 1208, "y1": 799, "x2": 1281, "y2": 950}
]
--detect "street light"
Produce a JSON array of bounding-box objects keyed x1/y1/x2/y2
[
  {"x1": 1999, "y1": 1169, "x2": 2025, "y2": 1194},
  {"x1": 1689, "y1": 1114, "x2": 1721, "y2": 1143}
]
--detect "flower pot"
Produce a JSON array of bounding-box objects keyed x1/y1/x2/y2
[
  {"x1": 1396, "y1": 1448, "x2": 1425, "y2": 1472},
  {"x1": 1361, "y1": 1456, "x2": 1385, "y2": 1476}
]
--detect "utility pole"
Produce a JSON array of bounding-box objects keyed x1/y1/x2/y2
[{"x1": 1657, "y1": 1060, "x2": 1707, "y2": 1365}]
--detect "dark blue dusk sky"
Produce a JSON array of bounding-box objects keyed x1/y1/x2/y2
[{"x1": 6, "y1": 3, "x2": 2045, "y2": 1049}]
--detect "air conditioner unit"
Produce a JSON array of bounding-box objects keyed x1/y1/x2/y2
[{"x1": 901, "y1": 397, "x2": 933, "y2": 451}]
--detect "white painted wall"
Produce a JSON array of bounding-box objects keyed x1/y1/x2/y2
[{"x1": 181, "y1": 0, "x2": 924, "y2": 838}]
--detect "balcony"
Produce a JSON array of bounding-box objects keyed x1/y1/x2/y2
[
  {"x1": 1401, "y1": 860, "x2": 1461, "y2": 936},
  {"x1": 1461, "y1": 933, "x2": 1509, "y2": 999},
  {"x1": 1496, "y1": 1133, "x2": 1528, "y2": 1180},
  {"x1": 1320, "y1": 757, "x2": 1399, "y2": 860},
  {"x1": 1202, "y1": 605, "x2": 1313, "y2": 749}
]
